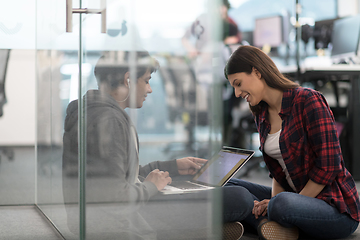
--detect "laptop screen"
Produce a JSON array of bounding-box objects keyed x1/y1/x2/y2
[{"x1": 192, "y1": 147, "x2": 254, "y2": 187}]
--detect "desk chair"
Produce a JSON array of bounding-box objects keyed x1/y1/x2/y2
[
  {"x1": 0, "y1": 49, "x2": 14, "y2": 162},
  {"x1": 159, "y1": 55, "x2": 209, "y2": 159}
]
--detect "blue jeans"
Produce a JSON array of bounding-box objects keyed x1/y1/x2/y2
[
  {"x1": 224, "y1": 179, "x2": 359, "y2": 239},
  {"x1": 222, "y1": 184, "x2": 254, "y2": 223}
]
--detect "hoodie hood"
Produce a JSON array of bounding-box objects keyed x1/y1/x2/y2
[
  {"x1": 64, "y1": 90, "x2": 126, "y2": 132},
  {"x1": 64, "y1": 100, "x2": 79, "y2": 132}
]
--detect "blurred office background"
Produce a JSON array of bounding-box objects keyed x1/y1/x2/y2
[{"x1": 0, "y1": 0, "x2": 360, "y2": 239}]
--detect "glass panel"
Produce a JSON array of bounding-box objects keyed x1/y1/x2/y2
[
  {"x1": 36, "y1": 0, "x2": 81, "y2": 239},
  {"x1": 0, "y1": 1, "x2": 36, "y2": 205},
  {"x1": 79, "y1": 0, "x2": 223, "y2": 239},
  {"x1": 37, "y1": 0, "x2": 223, "y2": 239}
]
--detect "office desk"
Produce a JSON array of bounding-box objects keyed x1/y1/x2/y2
[{"x1": 282, "y1": 65, "x2": 360, "y2": 180}]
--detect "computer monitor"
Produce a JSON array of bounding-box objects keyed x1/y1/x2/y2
[
  {"x1": 330, "y1": 14, "x2": 360, "y2": 64},
  {"x1": 253, "y1": 15, "x2": 283, "y2": 48},
  {"x1": 241, "y1": 31, "x2": 253, "y2": 45},
  {"x1": 313, "y1": 18, "x2": 339, "y2": 49}
]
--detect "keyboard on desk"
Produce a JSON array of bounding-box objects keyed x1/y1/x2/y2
[{"x1": 169, "y1": 181, "x2": 207, "y2": 189}]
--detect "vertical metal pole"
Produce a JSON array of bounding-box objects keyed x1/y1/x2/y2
[
  {"x1": 101, "y1": 0, "x2": 107, "y2": 33},
  {"x1": 66, "y1": 0, "x2": 107, "y2": 33},
  {"x1": 295, "y1": 0, "x2": 301, "y2": 80},
  {"x1": 78, "y1": 0, "x2": 86, "y2": 239},
  {"x1": 67, "y1": 0, "x2": 108, "y2": 238},
  {"x1": 66, "y1": 0, "x2": 73, "y2": 32},
  {"x1": 350, "y1": 75, "x2": 360, "y2": 180}
]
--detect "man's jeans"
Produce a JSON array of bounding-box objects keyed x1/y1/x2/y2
[{"x1": 224, "y1": 179, "x2": 359, "y2": 239}]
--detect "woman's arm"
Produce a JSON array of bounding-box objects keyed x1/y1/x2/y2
[
  {"x1": 299, "y1": 179, "x2": 326, "y2": 198},
  {"x1": 304, "y1": 90, "x2": 342, "y2": 185},
  {"x1": 272, "y1": 178, "x2": 285, "y2": 197}
]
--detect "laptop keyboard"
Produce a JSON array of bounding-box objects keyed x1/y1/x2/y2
[{"x1": 169, "y1": 181, "x2": 207, "y2": 189}]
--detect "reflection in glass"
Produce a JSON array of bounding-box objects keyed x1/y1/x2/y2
[{"x1": 61, "y1": 50, "x2": 221, "y2": 239}]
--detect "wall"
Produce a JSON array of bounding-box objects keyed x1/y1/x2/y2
[
  {"x1": 338, "y1": 0, "x2": 359, "y2": 17},
  {"x1": 0, "y1": 0, "x2": 36, "y2": 146},
  {"x1": 0, "y1": 50, "x2": 36, "y2": 145}
]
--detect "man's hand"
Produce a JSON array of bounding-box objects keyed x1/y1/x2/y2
[
  {"x1": 176, "y1": 157, "x2": 208, "y2": 175},
  {"x1": 144, "y1": 169, "x2": 172, "y2": 191}
]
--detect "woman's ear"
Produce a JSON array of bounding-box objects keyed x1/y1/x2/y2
[{"x1": 252, "y1": 67, "x2": 261, "y2": 79}]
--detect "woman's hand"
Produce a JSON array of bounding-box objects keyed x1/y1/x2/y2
[
  {"x1": 176, "y1": 157, "x2": 208, "y2": 175},
  {"x1": 253, "y1": 199, "x2": 270, "y2": 219}
]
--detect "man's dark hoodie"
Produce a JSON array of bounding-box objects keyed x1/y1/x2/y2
[{"x1": 62, "y1": 90, "x2": 178, "y2": 204}]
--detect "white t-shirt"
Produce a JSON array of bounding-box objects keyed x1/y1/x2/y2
[{"x1": 264, "y1": 130, "x2": 296, "y2": 192}]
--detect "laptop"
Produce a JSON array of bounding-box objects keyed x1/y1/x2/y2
[{"x1": 161, "y1": 146, "x2": 255, "y2": 195}]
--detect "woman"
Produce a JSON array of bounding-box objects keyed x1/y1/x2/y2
[{"x1": 223, "y1": 45, "x2": 360, "y2": 239}]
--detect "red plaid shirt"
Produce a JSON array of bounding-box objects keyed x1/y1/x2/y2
[{"x1": 255, "y1": 87, "x2": 360, "y2": 221}]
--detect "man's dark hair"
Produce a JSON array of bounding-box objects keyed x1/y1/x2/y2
[
  {"x1": 94, "y1": 51, "x2": 160, "y2": 89},
  {"x1": 222, "y1": 0, "x2": 231, "y2": 9}
]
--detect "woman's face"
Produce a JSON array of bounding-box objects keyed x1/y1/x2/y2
[{"x1": 227, "y1": 69, "x2": 265, "y2": 106}]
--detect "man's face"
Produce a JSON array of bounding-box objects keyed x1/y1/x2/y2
[{"x1": 131, "y1": 69, "x2": 153, "y2": 108}]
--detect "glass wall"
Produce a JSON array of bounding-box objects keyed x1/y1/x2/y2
[
  {"x1": 36, "y1": 0, "x2": 223, "y2": 239},
  {"x1": 36, "y1": 0, "x2": 76, "y2": 238},
  {"x1": 0, "y1": 1, "x2": 36, "y2": 206}
]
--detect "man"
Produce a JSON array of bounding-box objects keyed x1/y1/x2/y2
[{"x1": 62, "y1": 51, "x2": 211, "y2": 239}]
